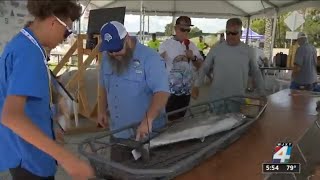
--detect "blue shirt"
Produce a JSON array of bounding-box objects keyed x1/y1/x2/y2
[
  {"x1": 100, "y1": 42, "x2": 170, "y2": 138},
  {"x1": 0, "y1": 28, "x2": 56, "y2": 176},
  {"x1": 293, "y1": 42, "x2": 318, "y2": 84}
]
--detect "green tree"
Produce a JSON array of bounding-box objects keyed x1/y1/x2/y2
[
  {"x1": 250, "y1": 13, "x2": 290, "y2": 48},
  {"x1": 164, "y1": 23, "x2": 174, "y2": 36},
  {"x1": 274, "y1": 13, "x2": 290, "y2": 48},
  {"x1": 250, "y1": 8, "x2": 320, "y2": 48},
  {"x1": 189, "y1": 26, "x2": 203, "y2": 38},
  {"x1": 303, "y1": 8, "x2": 320, "y2": 47},
  {"x1": 250, "y1": 18, "x2": 266, "y2": 35}
]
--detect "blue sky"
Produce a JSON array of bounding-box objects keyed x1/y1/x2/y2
[{"x1": 124, "y1": 14, "x2": 228, "y2": 33}]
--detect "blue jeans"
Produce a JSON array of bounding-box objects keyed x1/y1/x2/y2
[{"x1": 290, "y1": 81, "x2": 315, "y2": 91}]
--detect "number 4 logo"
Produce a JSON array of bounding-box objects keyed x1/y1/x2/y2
[{"x1": 273, "y1": 146, "x2": 291, "y2": 163}]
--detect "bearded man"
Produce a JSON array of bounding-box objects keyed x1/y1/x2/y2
[{"x1": 98, "y1": 21, "x2": 170, "y2": 161}]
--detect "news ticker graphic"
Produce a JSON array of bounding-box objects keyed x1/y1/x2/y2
[
  {"x1": 262, "y1": 163, "x2": 300, "y2": 173},
  {"x1": 272, "y1": 142, "x2": 292, "y2": 163},
  {"x1": 262, "y1": 142, "x2": 300, "y2": 174}
]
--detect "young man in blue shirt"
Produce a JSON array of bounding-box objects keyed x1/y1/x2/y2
[
  {"x1": 0, "y1": 1, "x2": 94, "y2": 179},
  {"x1": 98, "y1": 21, "x2": 170, "y2": 160}
]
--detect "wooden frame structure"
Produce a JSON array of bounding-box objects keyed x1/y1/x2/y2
[{"x1": 52, "y1": 34, "x2": 104, "y2": 133}]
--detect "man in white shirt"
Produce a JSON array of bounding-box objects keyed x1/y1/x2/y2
[{"x1": 159, "y1": 16, "x2": 203, "y2": 120}]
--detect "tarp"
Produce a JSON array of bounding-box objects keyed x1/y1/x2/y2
[{"x1": 241, "y1": 28, "x2": 264, "y2": 40}]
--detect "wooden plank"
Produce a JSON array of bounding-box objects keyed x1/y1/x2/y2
[
  {"x1": 77, "y1": 93, "x2": 85, "y2": 117},
  {"x1": 90, "y1": 102, "x2": 98, "y2": 118},
  {"x1": 77, "y1": 34, "x2": 84, "y2": 67},
  {"x1": 55, "y1": 34, "x2": 104, "y2": 134},
  {"x1": 52, "y1": 41, "x2": 77, "y2": 75},
  {"x1": 83, "y1": 49, "x2": 92, "y2": 55},
  {"x1": 79, "y1": 86, "x2": 91, "y2": 115},
  {"x1": 176, "y1": 89, "x2": 318, "y2": 180},
  {"x1": 91, "y1": 44, "x2": 103, "y2": 119},
  {"x1": 65, "y1": 42, "x2": 101, "y2": 89},
  {"x1": 78, "y1": 34, "x2": 87, "y2": 39},
  {"x1": 78, "y1": 34, "x2": 91, "y2": 120},
  {"x1": 63, "y1": 125, "x2": 104, "y2": 135}
]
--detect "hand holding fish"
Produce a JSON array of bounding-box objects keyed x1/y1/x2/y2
[{"x1": 136, "y1": 119, "x2": 153, "y2": 141}]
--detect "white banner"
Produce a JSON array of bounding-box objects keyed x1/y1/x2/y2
[{"x1": 0, "y1": 1, "x2": 33, "y2": 51}]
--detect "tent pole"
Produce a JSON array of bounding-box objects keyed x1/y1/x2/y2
[
  {"x1": 171, "y1": 15, "x2": 176, "y2": 35},
  {"x1": 269, "y1": 10, "x2": 278, "y2": 66},
  {"x1": 142, "y1": 7, "x2": 145, "y2": 44},
  {"x1": 148, "y1": 15, "x2": 150, "y2": 34},
  {"x1": 245, "y1": 16, "x2": 251, "y2": 44},
  {"x1": 139, "y1": 0, "x2": 143, "y2": 42},
  {"x1": 171, "y1": 0, "x2": 176, "y2": 35}
]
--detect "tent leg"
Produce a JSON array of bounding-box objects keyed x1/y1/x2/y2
[
  {"x1": 171, "y1": 0, "x2": 177, "y2": 35},
  {"x1": 139, "y1": 0, "x2": 143, "y2": 41},
  {"x1": 171, "y1": 14, "x2": 176, "y2": 35},
  {"x1": 245, "y1": 16, "x2": 250, "y2": 44},
  {"x1": 148, "y1": 15, "x2": 150, "y2": 34},
  {"x1": 269, "y1": 11, "x2": 278, "y2": 66}
]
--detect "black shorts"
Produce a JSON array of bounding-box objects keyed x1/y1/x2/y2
[
  {"x1": 9, "y1": 166, "x2": 54, "y2": 180},
  {"x1": 165, "y1": 94, "x2": 191, "y2": 121}
]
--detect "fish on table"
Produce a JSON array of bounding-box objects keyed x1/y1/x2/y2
[{"x1": 147, "y1": 113, "x2": 247, "y2": 149}]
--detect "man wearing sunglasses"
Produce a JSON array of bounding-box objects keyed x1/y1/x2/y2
[
  {"x1": 98, "y1": 21, "x2": 170, "y2": 155},
  {"x1": 159, "y1": 16, "x2": 203, "y2": 120},
  {"x1": 193, "y1": 18, "x2": 264, "y2": 103},
  {"x1": 54, "y1": 15, "x2": 73, "y2": 40}
]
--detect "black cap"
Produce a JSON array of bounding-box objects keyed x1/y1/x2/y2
[{"x1": 175, "y1": 16, "x2": 193, "y2": 26}]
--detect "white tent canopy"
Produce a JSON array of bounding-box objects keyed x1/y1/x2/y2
[
  {"x1": 79, "y1": 0, "x2": 320, "y2": 61},
  {"x1": 83, "y1": 0, "x2": 320, "y2": 18}
]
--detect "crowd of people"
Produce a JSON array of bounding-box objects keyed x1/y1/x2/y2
[{"x1": 0, "y1": 0, "x2": 318, "y2": 179}]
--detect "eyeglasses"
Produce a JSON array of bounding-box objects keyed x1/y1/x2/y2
[
  {"x1": 54, "y1": 16, "x2": 73, "y2": 39},
  {"x1": 226, "y1": 31, "x2": 240, "y2": 36},
  {"x1": 180, "y1": 28, "x2": 191, "y2": 33}
]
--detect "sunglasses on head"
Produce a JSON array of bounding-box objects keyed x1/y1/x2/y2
[
  {"x1": 226, "y1": 31, "x2": 240, "y2": 36},
  {"x1": 180, "y1": 28, "x2": 191, "y2": 33},
  {"x1": 54, "y1": 16, "x2": 73, "y2": 39}
]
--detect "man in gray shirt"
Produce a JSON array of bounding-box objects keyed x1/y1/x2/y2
[
  {"x1": 290, "y1": 32, "x2": 318, "y2": 91},
  {"x1": 192, "y1": 18, "x2": 265, "y2": 101}
]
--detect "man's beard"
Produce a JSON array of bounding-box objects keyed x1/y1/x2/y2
[{"x1": 108, "y1": 46, "x2": 134, "y2": 75}]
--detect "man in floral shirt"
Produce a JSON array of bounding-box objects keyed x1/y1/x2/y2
[{"x1": 159, "y1": 16, "x2": 203, "y2": 120}]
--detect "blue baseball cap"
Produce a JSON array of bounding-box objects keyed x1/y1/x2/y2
[{"x1": 99, "y1": 21, "x2": 128, "y2": 52}]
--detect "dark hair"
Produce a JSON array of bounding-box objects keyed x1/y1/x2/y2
[
  {"x1": 27, "y1": 0, "x2": 82, "y2": 21},
  {"x1": 220, "y1": 33, "x2": 224, "y2": 37},
  {"x1": 152, "y1": 33, "x2": 156, "y2": 37},
  {"x1": 199, "y1": 36, "x2": 203, "y2": 38},
  {"x1": 24, "y1": 21, "x2": 33, "y2": 28},
  {"x1": 226, "y1": 18, "x2": 242, "y2": 27},
  {"x1": 175, "y1": 16, "x2": 193, "y2": 26}
]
